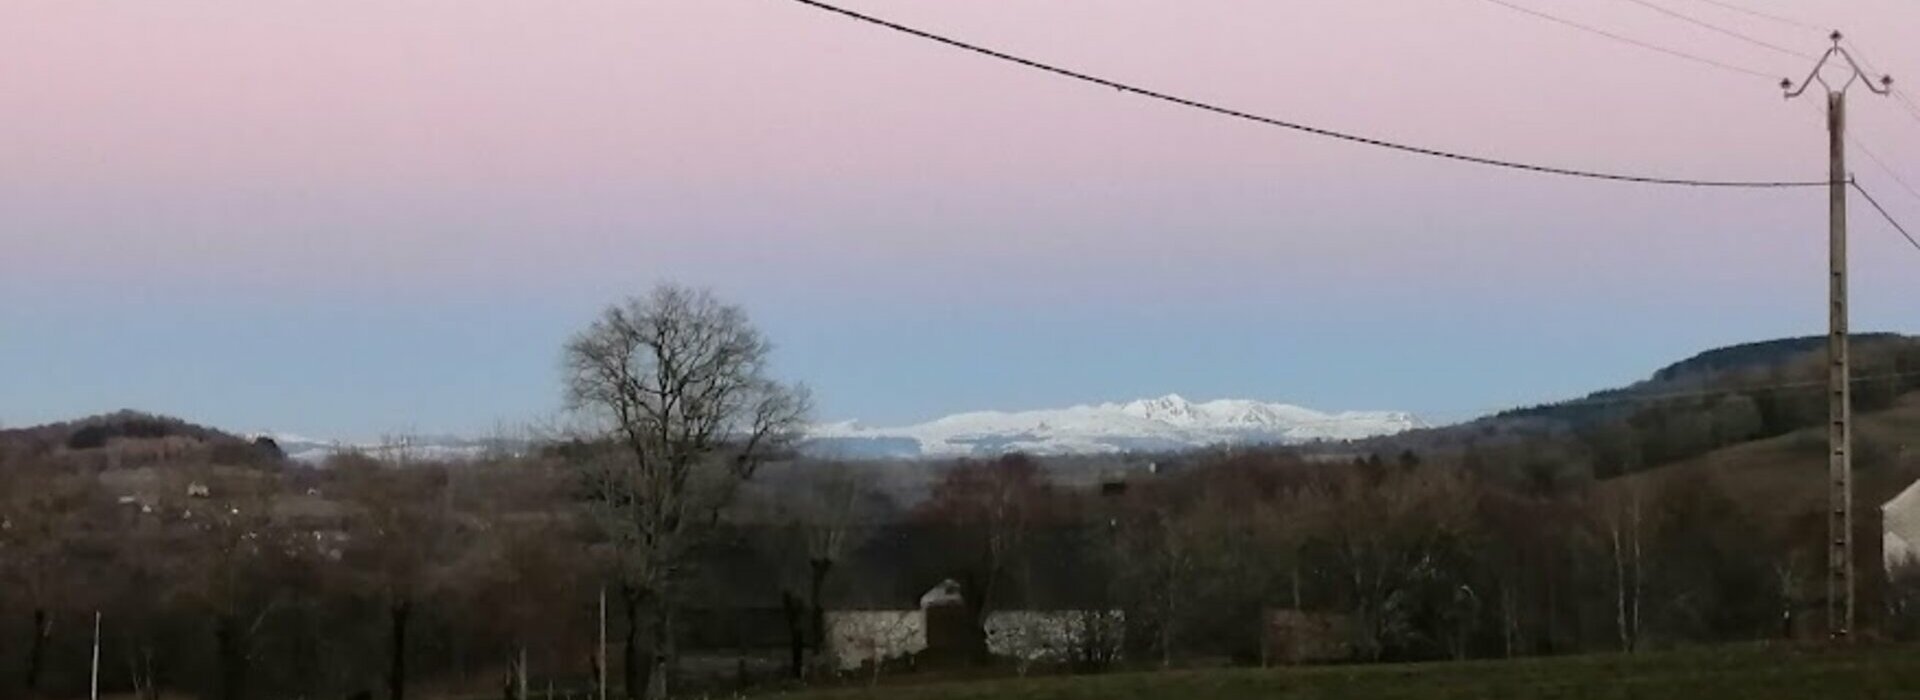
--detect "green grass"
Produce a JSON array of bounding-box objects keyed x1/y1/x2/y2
[{"x1": 782, "y1": 645, "x2": 1920, "y2": 699}]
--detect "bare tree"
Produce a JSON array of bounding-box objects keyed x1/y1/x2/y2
[
  {"x1": 1597, "y1": 485, "x2": 1644, "y2": 653},
  {"x1": 339, "y1": 463, "x2": 460, "y2": 700},
  {"x1": 160, "y1": 470, "x2": 314, "y2": 700},
  {"x1": 1137, "y1": 509, "x2": 1200, "y2": 668},
  {"x1": 753, "y1": 463, "x2": 882, "y2": 677},
  {"x1": 1322, "y1": 467, "x2": 1475, "y2": 661},
  {"x1": 0, "y1": 464, "x2": 92, "y2": 696},
  {"x1": 917, "y1": 455, "x2": 1051, "y2": 628},
  {"x1": 564, "y1": 284, "x2": 808, "y2": 700},
  {"x1": 798, "y1": 465, "x2": 876, "y2": 669}
]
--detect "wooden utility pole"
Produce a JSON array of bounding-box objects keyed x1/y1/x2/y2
[{"x1": 1785, "y1": 31, "x2": 1892, "y2": 641}]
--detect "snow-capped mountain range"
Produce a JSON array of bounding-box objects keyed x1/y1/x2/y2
[
  {"x1": 267, "y1": 395, "x2": 1423, "y2": 463},
  {"x1": 805, "y1": 394, "x2": 1424, "y2": 459}
]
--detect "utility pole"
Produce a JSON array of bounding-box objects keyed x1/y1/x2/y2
[{"x1": 1785, "y1": 31, "x2": 1891, "y2": 642}]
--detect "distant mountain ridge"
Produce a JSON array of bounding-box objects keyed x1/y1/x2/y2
[
  {"x1": 0, "y1": 409, "x2": 287, "y2": 467},
  {"x1": 1337, "y1": 334, "x2": 1920, "y2": 479},
  {"x1": 264, "y1": 433, "x2": 514, "y2": 464},
  {"x1": 35, "y1": 336, "x2": 1903, "y2": 466},
  {"x1": 1650, "y1": 333, "x2": 1905, "y2": 384},
  {"x1": 1487, "y1": 333, "x2": 1917, "y2": 426},
  {"x1": 806, "y1": 394, "x2": 1424, "y2": 459}
]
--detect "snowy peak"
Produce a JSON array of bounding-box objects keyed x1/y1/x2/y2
[
  {"x1": 1118, "y1": 394, "x2": 1200, "y2": 423},
  {"x1": 806, "y1": 395, "x2": 1423, "y2": 459},
  {"x1": 261, "y1": 398, "x2": 1423, "y2": 463}
]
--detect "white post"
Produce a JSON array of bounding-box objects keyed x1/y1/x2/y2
[
  {"x1": 90, "y1": 611, "x2": 102, "y2": 700},
  {"x1": 518, "y1": 646, "x2": 529, "y2": 700},
  {"x1": 598, "y1": 588, "x2": 608, "y2": 700}
]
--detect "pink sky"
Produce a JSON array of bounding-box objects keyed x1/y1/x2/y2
[{"x1": 7, "y1": 1, "x2": 1916, "y2": 300}]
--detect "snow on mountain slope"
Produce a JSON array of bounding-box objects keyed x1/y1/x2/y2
[
  {"x1": 806, "y1": 394, "x2": 1423, "y2": 459},
  {"x1": 265, "y1": 396, "x2": 1422, "y2": 464}
]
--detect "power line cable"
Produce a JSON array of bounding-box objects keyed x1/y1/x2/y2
[
  {"x1": 1618, "y1": 0, "x2": 1815, "y2": 60},
  {"x1": 784, "y1": 0, "x2": 1827, "y2": 188},
  {"x1": 1494, "y1": 0, "x2": 1919, "y2": 143},
  {"x1": 1673, "y1": 0, "x2": 1826, "y2": 32},
  {"x1": 1851, "y1": 137, "x2": 1920, "y2": 209},
  {"x1": 1795, "y1": 98, "x2": 1920, "y2": 219},
  {"x1": 1499, "y1": 0, "x2": 1919, "y2": 214},
  {"x1": 1477, "y1": 0, "x2": 1780, "y2": 79},
  {"x1": 1888, "y1": 88, "x2": 1920, "y2": 125},
  {"x1": 1508, "y1": 0, "x2": 1916, "y2": 142},
  {"x1": 1843, "y1": 39, "x2": 1886, "y2": 74},
  {"x1": 1841, "y1": 43, "x2": 1920, "y2": 115},
  {"x1": 1488, "y1": 6, "x2": 1920, "y2": 249},
  {"x1": 1841, "y1": 41, "x2": 1920, "y2": 128},
  {"x1": 1814, "y1": 44, "x2": 1920, "y2": 218},
  {"x1": 1853, "y1": 181, "x2": 1920, "y2": 254}
]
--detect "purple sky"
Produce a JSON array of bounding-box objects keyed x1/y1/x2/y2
[{"x1": 4, "y1": 1, "x2": 1919, "y2": 438}]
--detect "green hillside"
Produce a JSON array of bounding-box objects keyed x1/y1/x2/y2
[{"x1": 786, "y1": 644, "x2": 1920, "y2": 700}]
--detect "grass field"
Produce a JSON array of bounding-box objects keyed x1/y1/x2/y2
[{"x1": 785, "y1": 644, "x2": 1920, "y2": 699}]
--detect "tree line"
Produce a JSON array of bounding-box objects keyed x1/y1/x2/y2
[{"x1": 5, "y1": 286, "x2": 1920, "y2": 699}]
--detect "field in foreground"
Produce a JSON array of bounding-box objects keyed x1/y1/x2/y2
[{"x1": 786, "y1": 645, "x2": 1920, "y2": 700}]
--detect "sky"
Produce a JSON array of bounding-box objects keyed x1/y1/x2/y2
[{"x1": 4, "y1": 0, "x2": 1920, "y2": 439}]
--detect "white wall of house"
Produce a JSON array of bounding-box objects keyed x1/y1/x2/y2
[
  {"x1": 1884, "y1": 478, "x2": 1920, "y2": 572},
  {"x1": 823, "y1": 611, "x2": 926, "y2": 671},
  {"x1": 984, "y1": 611, "x2": 1124, "y2": 663},
  {"x1": 1890, "y1": 531, "x2": 1919, "y2": 571},
  {"x1": 822, "y1": 609, "x2": 1124, "y2": 670}
]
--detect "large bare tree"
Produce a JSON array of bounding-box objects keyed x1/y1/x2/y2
[
  {"x1": 563, "y1": 284, "x2": 807, "y2": 700},
  {"x1": 751, "y1": 463, "x2": 883, "y2": 677},
  {"x1": 914, "y1": 454, "x2": 1053, "y2": 658}
]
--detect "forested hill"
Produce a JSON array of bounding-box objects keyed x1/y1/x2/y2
[
  {"x1": 1500, "y1": 333, "x2": 1917, "y2": 423},
  {"x1": 1652, "y1": 334, "x2": 1907, "y2": 384},
  {"x1": 1350, "y1": 334, "x2": 1920, "y2": 482},
  {"x1": 0, "y1": 409, "x2": 285, "y2": 467}
]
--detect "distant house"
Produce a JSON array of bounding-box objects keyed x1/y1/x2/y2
[
  {"x1": 1883, "y1": 478, "x2": 1920, "y2": 572},
  {"x1": 822, "y1": 579, "x2": 1123, "y2": 671}
]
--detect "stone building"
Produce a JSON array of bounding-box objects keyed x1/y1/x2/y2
[{"x1": 821, "y1": 579, "x2": 1123, "y2": 671}]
